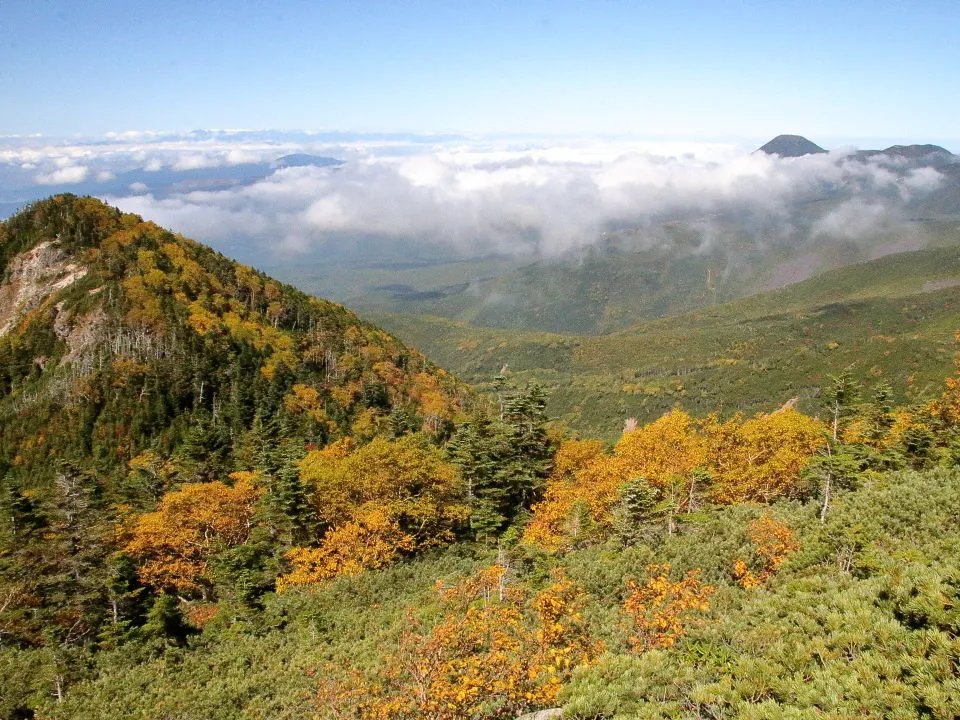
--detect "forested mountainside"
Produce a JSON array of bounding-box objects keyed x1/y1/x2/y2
[
  {"x1": 2, "y1": 195, "x2": 960, "y2": 720},
  {"x1": 0, "y1": 195, "x2": 470, "y2": 475},
  {"x1": 7, "y1": 352, "x2": 960, "y2": 720},
  {"x1": 0, "y1": 197, "x2": 529, "y2": 698}
]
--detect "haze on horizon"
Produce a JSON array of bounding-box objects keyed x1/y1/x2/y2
[{"x1": 0, "y1": 130, "x2": 949, "y2": 263}]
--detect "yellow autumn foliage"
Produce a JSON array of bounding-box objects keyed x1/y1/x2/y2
[
  {"x1": 314, "y1": 566, "x2": 602, "y2": 719},
  {"x1": 524, "y1": 407, "x2": 826, "y2": 551},
  {"x1": 926, "y1": 332, "x2": 960, "y2": 424},
  {"x1": 283, "y1": 383, "x2": 328, "y2": 425},
  {"x1": 280, "y1": 436, "x2": 469, "y2": 590},
  {"x1": 614, "y1": 409, "x2": 708, "y2": 490},
  {"x1": 277, "y1": 505, "x2": 415, "y2": 592},
  {"x1": 623, "y1": 564, "x2": 714, "y2": 652},
  {"x1": 123, "y1": 474, "x2": 264, "y2": 596},
  {"x1": 523, "y1": 443, "x2": 625, "y2": 552},
  {"x1": 705, "y1": 408, "x2": 826, "y2": 504}
]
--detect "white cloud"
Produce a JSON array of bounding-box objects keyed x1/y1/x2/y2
[
  {"x1": 34, "y1": 165, "x2": 89, "y2": 184},
  {"x1": 813, "y1": 199, "x2": 897, "y2": 240},
  {"x1": 900, "y1": 166, "x2": 942, "y2": 193},
  {"x1": 1, "y1": 130, "x2": 947, "y2": 260},
  {"x1": 225, "y1": 148, "x2": 262, "y2": 165},
  {"x1": 103, "y1": 141, "x2": 938, "y2": 260},
  {"x1": 171, "y1": 153, "x2": 220, "y2": 171}
]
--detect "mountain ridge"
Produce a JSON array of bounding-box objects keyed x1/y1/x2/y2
[{"x1": 0, "y1": 195, "x2": 468, "y2": 488}]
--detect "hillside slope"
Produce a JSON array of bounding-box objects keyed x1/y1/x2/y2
[
  {"x1": 334, "y1": 216, "x2": 959, "y2": 336},
  {"x1": 374, "y1": 244, "x2": 960, "y2": 438},
  {"x1": 0, "y1": 195, "x2": 466, "y2": 482},
  {"x1": 15, "y1": 465, "x2": 960, "y2": 719},
  {"x1": 0, "y1": 195, "x2": 472, "y2": 658},
  {"x1": 2, "y1": 197, "x2": 960, "y2": 720}
]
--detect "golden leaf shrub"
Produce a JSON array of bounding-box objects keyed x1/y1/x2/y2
[
  {"x1": 623, "y1": 564, "x2": 714, "y2": 652},
  {"x1": 314, "y1": 566, "x2": 602, "y2": 720},
  {"x1": 733, "y1": 513, "x2": 799, "y2": 588},
  {"x1": 122, "y1": 473, "x2": 263, "y2": 596},
  {"x1": 278, "y1": 435, "x2": 469, "y2": 590}
]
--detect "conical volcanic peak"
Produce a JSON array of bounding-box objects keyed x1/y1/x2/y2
[{"x1": 757, "y1": 134, "x2": 828, "y2": 157}]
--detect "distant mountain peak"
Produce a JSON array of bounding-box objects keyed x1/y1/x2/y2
[
  {"x1": 757, "y1": 135, "x2": 828, "y2": 157},
  {"x1": 272, "y1": 153, "x2": 343, "y2": 169},
  {"x1": 852, "y1": 143, "x2": 957, "y2": 168}
]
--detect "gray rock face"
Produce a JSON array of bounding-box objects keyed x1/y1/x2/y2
[{"x1": 516, "y1": 709, "x2": 563, "y2": 720}]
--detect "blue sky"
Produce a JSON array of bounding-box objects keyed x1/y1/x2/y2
[{"x1": 1, "y1": 0, "x2": 958, "y2": 145}]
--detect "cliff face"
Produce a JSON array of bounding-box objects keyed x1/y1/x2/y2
[{"x1": 0, "y1": 240, "x2": 88, "y2": 338}]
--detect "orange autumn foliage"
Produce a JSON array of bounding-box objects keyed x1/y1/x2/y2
[
  {"x1": 704, "y1": 408, "x2": 826, "y2": 504},
  {"x1": 733, "y1": 513, "x2": 799, "y2": 588},
  {"x1": 525, "y1": 407, "x2": 825, "y2": 551},
  {"x1": 184, "y1": 603, "x2": 219, "y2": 629},
  {"x1": 314, "y1": 566, "x2": 602, "y2": 720},
  {"x1": 524, "y1": 411, "x2": 709, "y2": 551},
  {"x1": 279, "y1": 532, "x2": 451, "y2": 591},
  {"x1": 277, "y1": 505, "x2": 415, "y2": 592},
  {"x1": 926, "y1": 334, "x2": 960, "y2": 424},
  {"x1": 623, "y1": 564, "x2": 714, "y2": 652},
  {"x1": 122, "y1": 473, "x2": 263, "y2": 596},
  {"x1": 410, "y1": 371, "x2": 459, "y2": 432},
  {"x1": 523, "y1": 440, "x2": 617, "y2": 552}
]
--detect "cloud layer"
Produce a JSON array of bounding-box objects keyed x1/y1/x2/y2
[{"x1": 0, "y1": 131, "x2": 947, "y2": 262}]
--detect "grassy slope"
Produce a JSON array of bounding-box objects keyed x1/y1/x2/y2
[{"x1": 371, "y1": 245, "x2": 960, "y2": 439}]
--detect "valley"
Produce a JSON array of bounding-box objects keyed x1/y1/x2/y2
[{"x1": 373, "y1": 242, "x2": 960, "y2": 439}]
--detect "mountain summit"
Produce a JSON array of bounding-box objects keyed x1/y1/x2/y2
[
  {"x1": 0, "y1": 195, "x2": 465, "y2": 487},
  {"x1": 757, "y1": 135, "x2": 828, "y2": 157}
]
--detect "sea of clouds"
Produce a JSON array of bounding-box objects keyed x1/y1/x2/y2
[{"x1": 0, "y1": 131, "x2": 945, "y2": 261}]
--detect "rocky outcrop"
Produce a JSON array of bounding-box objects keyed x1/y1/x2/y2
[
  {"x1": 516, "y1": 710, "x2": 562, "y2": 720},
  {"x1": 0, "y1": 240, "x2": 88, "y2": 337}
]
